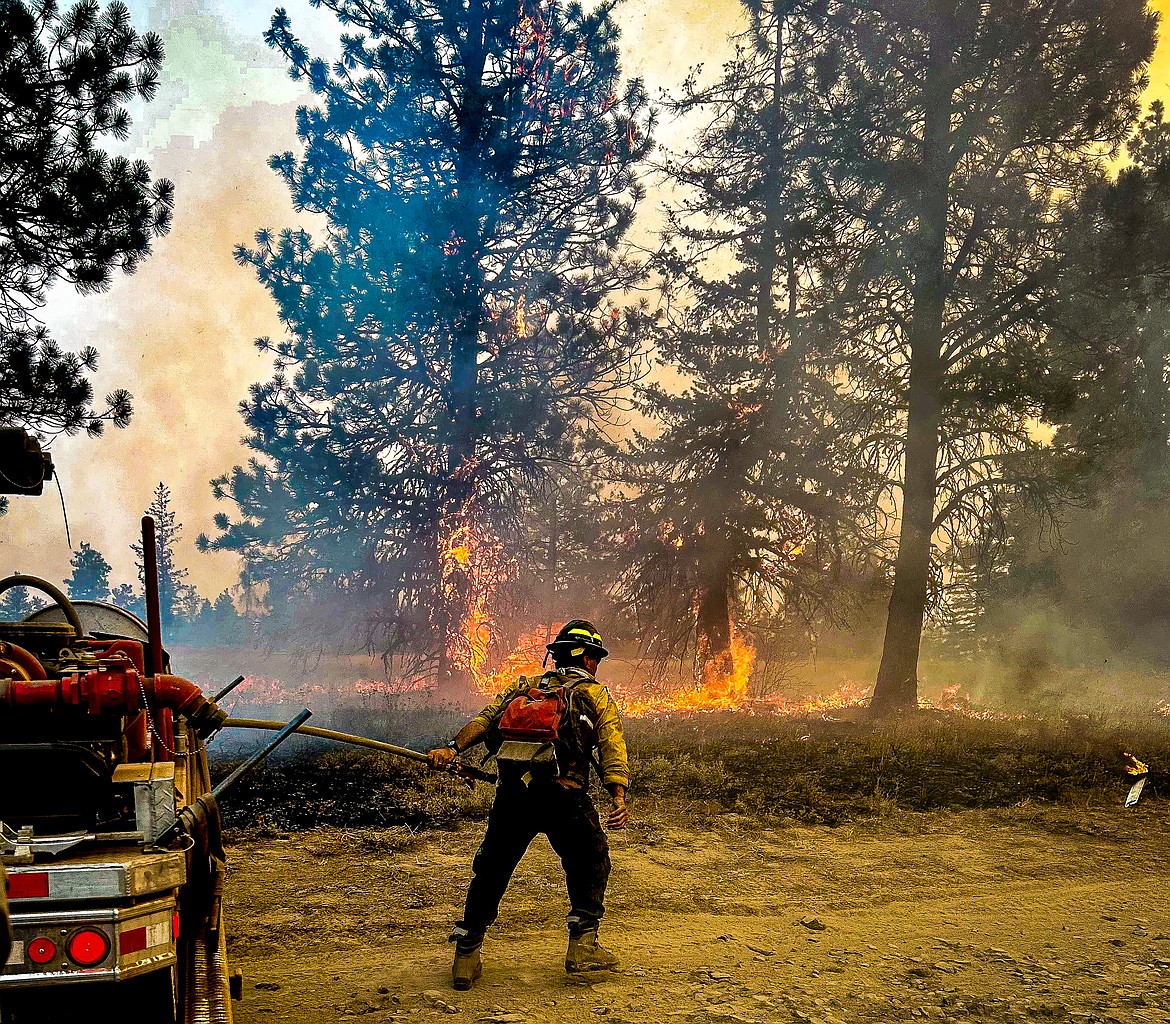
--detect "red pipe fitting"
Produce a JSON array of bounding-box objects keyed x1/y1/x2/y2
[
  {"x1": 0, "y1": 670, "x2": 222, "y2": 731},
  {"x1": 147, "y1": 674, "x2": 206, "y2": 717}
]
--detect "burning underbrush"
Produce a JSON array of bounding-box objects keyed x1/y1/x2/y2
[{"x1": 212, "y1": 704, "x2": 1170, "y2": 833}]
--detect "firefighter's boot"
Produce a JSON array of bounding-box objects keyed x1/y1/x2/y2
[
  {"x1": 452, "y1": 943, "x2": 482, "y2": 990},
  {"x1": 565, "y1": 931, "x2": 619, "y2": 973}
]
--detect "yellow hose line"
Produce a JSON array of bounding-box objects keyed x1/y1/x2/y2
[{"x1": 223, "y1": 717, "x2": 429, "y2": 764}]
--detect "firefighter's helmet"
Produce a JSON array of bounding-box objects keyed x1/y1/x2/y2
[{"x1": 546, "y1": 619, "x2": 609, "y2": 662}]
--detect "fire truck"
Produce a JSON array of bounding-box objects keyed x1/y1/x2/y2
[
  {"x1": 0, "y1": 429, "x2": 491, "y2": 1022},
  {"x1": 0, "y1": 429, "x2": 293, "y2": 1024}
]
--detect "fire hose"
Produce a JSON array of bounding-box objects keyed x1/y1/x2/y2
[{"x1": 221, "y1": 718, "x2": 497, "y2": 785}]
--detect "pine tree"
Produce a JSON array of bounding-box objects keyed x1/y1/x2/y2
[
  {"x1": 982, "y1": 104, "x2": 1170, "y2": 664},
  {"x1": 110, "y1": 582, "x2": 145, "y2": 622},
  {"x1": 203, "y1": 0, "x2": 655, "y2": 691},
  {"x1": 0, "y1": 584, "x2": 44, "y2": 620},
  {"x1": 1048, "y1": 102, "x2": 1170, "y2": 485},
  {"x1": 64, "y1": 541, "x2": 112, "y2": 601},
  {"x1": 611, "y1": 0, "x2": 871, "y2": 674},
  {"x1": 812, "y1": 0, "x2": 1156, "y2": 712},
  {"x1": 132, "y1": 482, "x2": 197, "y2": 630},
  {"x1": 0, "y1": 2, "x2": 172, "y2": 440}
]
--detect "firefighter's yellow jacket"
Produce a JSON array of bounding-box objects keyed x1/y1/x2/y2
[{"x1": 473, "y1": 667, "x2": 630, "y2": 791}]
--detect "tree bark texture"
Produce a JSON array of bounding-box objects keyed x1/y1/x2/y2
[
  {"x1": 696, "y1": 571, "x2": 733, "y2": 663},
  {"x1": 871, "y1": 19, "x2": 954, "y2": 715}
]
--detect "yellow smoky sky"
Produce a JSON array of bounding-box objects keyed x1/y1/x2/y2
[
  {"x1": 0, "y1": 0, "x2": 1165, "y2": 601},
  {"x1": 1152, "y1": 0, "x2": 1170, "y2": 107}
]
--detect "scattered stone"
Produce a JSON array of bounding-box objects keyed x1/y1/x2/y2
[
  {"x1": 800, "y1": 917, "x2": 826, "y2": 932},
  {"x1": 255, "y1": 982, "x2": 281, "y2": 991},
  {"x1": 423, "y1": 990, "x2": 460, "y2": 1014},
  {"x1": 746, "y1": 945, "x2": 775, "y2": 957}
]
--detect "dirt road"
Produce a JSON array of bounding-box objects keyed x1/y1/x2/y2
[{"x1": 224, "y1": 799, "x2": 1170, "y2": 1023}]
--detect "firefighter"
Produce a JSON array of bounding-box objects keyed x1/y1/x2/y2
[{"x1": 427, "y1": 619, "x2": 629, "y2": 990}]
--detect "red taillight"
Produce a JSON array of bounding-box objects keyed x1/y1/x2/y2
[
  {"x1": 172, "y1": 911, "x2": 180, "y2": 940},
  {"x1": 8, "y1": 872, "x2": 49, "y2": 900},
  {"x1": 27, "y1": 937, "x2": 56, "y2": 965},
  {"x1": 67, "y1": 929, "x2": 110, "y2": 967}
]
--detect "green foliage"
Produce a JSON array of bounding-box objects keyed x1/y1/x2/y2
[
  {"x1": 0, "y1": 325, "x2": 131, "y2": 439},
  {"x1": 806, "y1": 0, "x2": 1157, "y2": 709},
  {"x1": 64, "y1": 541, "x2": 112, "y2": 601},
  {"x1": 982, "y1": 106, "x2": 1170, "y2": 665},
  {"x1": 174, "y1": 590, "x2": 252, "y2": 646},
  {"x1": 110, "y1": 580, "x2": 145, "y2": 621},
  {"x1": 203, "y1": 0, "x2": 656, "y2": 667},
  {"x1": 0, "y1": 1, "x2": 171, "y2": 439},
  {"x1": 0, "y1": 584, "x2": 45, "y2": 620},
  {"x1": 610, "y1": 2, "x2": 876, "y2": 665}
]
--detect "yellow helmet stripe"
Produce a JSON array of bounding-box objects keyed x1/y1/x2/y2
[{"x1": 567, "y1": 628, "x2": 602, "y2": 643}]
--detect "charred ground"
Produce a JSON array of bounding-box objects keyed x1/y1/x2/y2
[{"x1": 211, "y1": 709, "x2": 1168, "y2": 833}]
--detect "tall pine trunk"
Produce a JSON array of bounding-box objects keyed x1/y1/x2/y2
[
  {"x1": 696, "y1": 570, "x2": 733, "y2": 663},
  {"x1": 694, "y1": 0, "x2": 789, "y2": 676},
  {"x1": 435, "y1": 0, "x2": 490, "y2": 703},
  {"x1": 871, "y1": 17, "x2": 953, "y2": 715}
]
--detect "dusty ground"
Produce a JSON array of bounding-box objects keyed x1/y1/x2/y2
[{"x1": 223, "y1": 798, "x2": 1170, "y2": 1024}]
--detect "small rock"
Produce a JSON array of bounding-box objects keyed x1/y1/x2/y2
[
  {"x1": 423, "y1": 991, "x2": 460, "y2": 1014},
  {"x1": 255, "y1": 982, "x2": 281, "y2": 991},
  {"x1": 746, "y1": 945, "x2": 774, "y2": 956},
  {"x1": 800, "y1": 917, "x2": 826, "y2": 932}
]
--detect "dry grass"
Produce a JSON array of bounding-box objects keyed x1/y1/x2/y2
[{"x1": 214, "y1": 704, "x2": 1168, "y2": 833}]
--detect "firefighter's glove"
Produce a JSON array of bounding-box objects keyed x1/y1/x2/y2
[
  {"x1": 427, "y1": 745, "x2": 458, "y2": 771},
  {"x1": 187, "y1": 698, "x2": 229, "y2": 739},
  {"x1": 606, "y1": 791, "x2": 628, "y2": 830}
]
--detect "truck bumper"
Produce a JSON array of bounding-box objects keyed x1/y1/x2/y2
[{"x1": 2, "y1": 894, "x2": 177, "y2": 988}]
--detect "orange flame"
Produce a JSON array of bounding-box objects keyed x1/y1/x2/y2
[
  {"x1": 475, "y1": 628, "x2": 548, "y2": 696},
  {"x1": 917, "y1": 684, "x2": 1021, "y2": 721},
  {"x1": 1124, "y1": 752, "x2": 1150, "y2": 776},
  {"x1": 439, "y1": 510, "x2": 508, "y2": 694},
  {"x1": 437, "y1": 509, "x2": 551, "y2": 696},
  {"x1": 625, "y1": 629, "x2": 756, "y2": 715}
]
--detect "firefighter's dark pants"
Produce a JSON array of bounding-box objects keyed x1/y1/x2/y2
[{"x1": 452, "y1": 778, "x2": 611, "y2": 950}]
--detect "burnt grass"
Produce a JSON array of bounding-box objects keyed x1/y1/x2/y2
[{"x1": 211, "y1": 705, "x2": 1170, "y2": 833}]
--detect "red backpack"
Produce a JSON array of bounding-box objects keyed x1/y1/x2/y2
[
  {"x1": 493, "y1": 676, "x2": 586, "y2": 784},
  {"x1": 498, "y1": 685, "x2": 569, "y2": 743}
]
